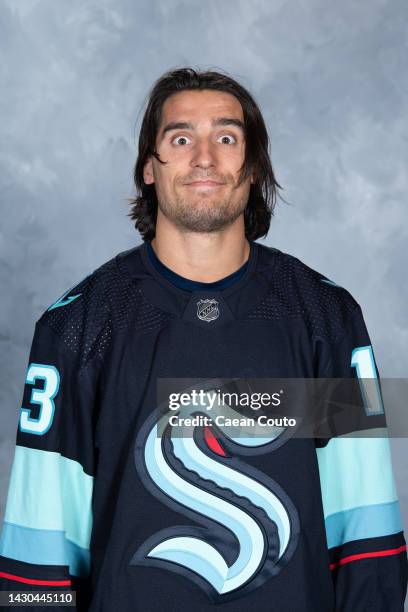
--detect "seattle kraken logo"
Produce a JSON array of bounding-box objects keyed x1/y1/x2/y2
[
  {"x1": 131, "y1": 387, "x2": 300, "y2": 603},
  {"x1": 197, "y1": 298, "x2": 219, "y2": 322}
]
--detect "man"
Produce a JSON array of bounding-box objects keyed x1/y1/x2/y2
[{"x1": 0, "y1": 67, "x2": 406, "y2": 611}]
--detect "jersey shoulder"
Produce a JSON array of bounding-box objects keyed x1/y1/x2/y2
[
  {"x1": 253, "y1": 243, "x2": 361, "y2": 346},
  {"x1": 37, "y1": 244, "x2": 165, "y2": 369}
]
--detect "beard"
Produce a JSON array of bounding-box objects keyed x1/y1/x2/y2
[{"x1": 156, "y1": 185, "x2": 250, "y2": 233}]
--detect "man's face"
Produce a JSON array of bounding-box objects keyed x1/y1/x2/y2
[{"x1": 143, "y1": 89, "x2": 253, "y2": 233}]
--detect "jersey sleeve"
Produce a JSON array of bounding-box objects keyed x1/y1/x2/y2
[
  {"x1": 0, "y1": 318, "x2": 97, "y2": 610},
  {"x1": 315, "y1": 304, "x2": 408, "y2": 610}
]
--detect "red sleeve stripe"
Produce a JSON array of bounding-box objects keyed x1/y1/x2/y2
[
  {"x1": 330, "y1": 544, "x2": 407, "y2": 570},
  {"x1": 0, "y1": 570, "x2": 71, "y2": 586}
]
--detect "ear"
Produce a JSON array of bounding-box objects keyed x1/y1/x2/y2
[
  {"x1": 143, "y1": 156, "x2": 154, "y2": 185},
  {"x1": 248, "y1": 163, "x2": 256, "y2": 184}
]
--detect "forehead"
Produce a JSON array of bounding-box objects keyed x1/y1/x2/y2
[{"x1": 159, "y1": 89, "x2": 244, "y2": 126}]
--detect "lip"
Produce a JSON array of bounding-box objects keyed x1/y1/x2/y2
[{"x1": 185, "y1": 180, "x2": 225, "y2": 187}]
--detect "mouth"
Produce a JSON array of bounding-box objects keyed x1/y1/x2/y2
[{"x1": 185, "y1": 180, "x2": 225, "y2": 188}]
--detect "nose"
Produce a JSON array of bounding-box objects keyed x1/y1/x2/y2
[{"x1": 190, "y1": 138, "x2": 217, "y2": 170}]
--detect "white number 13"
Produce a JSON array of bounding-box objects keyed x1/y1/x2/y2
[
  {"x1": 351, "y1": 346, "x2": 384, "y2": 416},
  {"x1": 19, "y1": 364, "x2": 60, "y2": 435}
]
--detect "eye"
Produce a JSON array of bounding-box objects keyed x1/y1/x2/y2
[
  {"x1": 217, "y1": 134, "x2": 237, "y2": 144},
  {"x1": 172, "y1": 135, "x2": 192, "y2": 146}
]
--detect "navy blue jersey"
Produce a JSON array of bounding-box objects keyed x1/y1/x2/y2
[{"x1": 0, "y1": 241, "x2": 407, "y2": 611}]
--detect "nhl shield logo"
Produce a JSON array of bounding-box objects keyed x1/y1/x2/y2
[{"x1": 197, "y1": 298, "x2": 219, "y2": 322}]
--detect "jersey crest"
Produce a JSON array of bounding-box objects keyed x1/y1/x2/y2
[{"x1": 131, "y1": 387, "x2": 300, "y2": 604}]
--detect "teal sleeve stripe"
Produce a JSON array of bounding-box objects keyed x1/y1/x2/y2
[
  {"x1": 3, "y1": 445, "x2": 93, "y2": 550},
  {"x1": 325, "y1": 500, "x2": 403, "y2": 549},
  {"x1": 0, "y1": 522, "x2": 90, "y2": 577},
  {"x1": 316, "y1": 436, "x2": 398, "y2": 516}
]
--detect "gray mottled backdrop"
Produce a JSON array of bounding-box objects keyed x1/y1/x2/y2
[{"x1": 1, "y1": 0, "x2": 407, "y2": 594}]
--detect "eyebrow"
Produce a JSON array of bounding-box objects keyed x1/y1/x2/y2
[{"x1": 159, "y1": 117, "x2": 245, "y2": 141}]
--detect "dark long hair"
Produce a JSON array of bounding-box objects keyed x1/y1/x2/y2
[{"x1": 128, "y1": 67, "x2": 285, "y2": 241}]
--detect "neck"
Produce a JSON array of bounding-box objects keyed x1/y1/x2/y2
[{"x1": 151, "y1": 213, "x2": 250, "y2": 283}]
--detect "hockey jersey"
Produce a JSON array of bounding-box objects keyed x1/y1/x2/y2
[{"x1": 0, "y1": 240, "x2": 407, "y2": 611}]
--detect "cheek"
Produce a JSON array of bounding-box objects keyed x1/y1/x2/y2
[
  {"x1": 154, "y1": 166, "x2": 173, "y2": 191},
  {"x1": 228, "y1": 150, "x2": 246, "y2": 175},
  {"x1": 155, "y1": 157, "x2": 184, "y2": 186}
]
